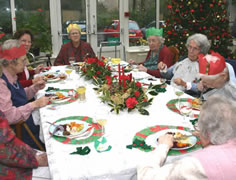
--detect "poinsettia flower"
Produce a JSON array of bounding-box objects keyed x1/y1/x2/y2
[
  {"x1": 134, "y1": 91, "x2": 140, "y2": 97},
  {"x1": 93, "y1": 75, "x2": 97, "y2": 78},
  {"x1": 136, "y1": 81, "x2": 142, "y2": 87},
  {"x1": 37, "y1": 8, "x2": 43, "y2": 12},
  {"x1": 101, "y1": 56, "x2": 105, "y2": 60},
  {"x1": 96, "y1": 71, "x2": 101, "y2": 75},
  {"x1": 107, "y1": 65, "x2": 111, "y2": 70},
  {"x1": 143, "y1": 98, "x2": 147, "y2": 102},
  {"x1": 126, "y1": 97, "x2": 138, "y2": 109},
  {"x1": 87, "y1": 58, "x2": 96, "y2": 64},
  {"x1": 106, "y1": 75, "x2": 112, "y2": 85},
  {"x1": 113, "y1": 75, "x2": 118, "y2": 78},
  {"x1": 97, "y1": 60, "x2": 105, "y2": 66}
]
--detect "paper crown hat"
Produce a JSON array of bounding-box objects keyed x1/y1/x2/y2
[
  {"x1": 146, "y1": 27, "x2": 163, "y2": 38},
  {"x1": 198, "y1": 51, "x2": 226, "y2": 75},
  {"x1": 0, "y1": 36, "x2": 27, "y2": 60},
  {"x1": 67, "y1": 24, "x2": 81, "y2": 34}
]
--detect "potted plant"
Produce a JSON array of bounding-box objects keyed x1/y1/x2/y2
[{"x1": 17, "y1": 9, "x2": 52, "y2": 56}]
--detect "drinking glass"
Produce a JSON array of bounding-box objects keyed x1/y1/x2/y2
[
  {"x1": 173, "y1": 87, "x2": 184, "y2": 109},
  {"x1": 76, "y1": 85, "x2": 86, "y2": 102},
  {"x1": 65, "y1": 69, "x2": 73, "y2": 80},
  {"x1": 69, "y1": 57, "x2": 75, "y2": 66}
]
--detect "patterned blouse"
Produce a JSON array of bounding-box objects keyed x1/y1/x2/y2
[{"x1": 0, "y1": 111, "x2": 38, "y2": 180}]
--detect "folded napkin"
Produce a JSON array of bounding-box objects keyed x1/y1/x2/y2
[
  {"x1": 70, "y1": 146, "x2": 91, "y2": 155},
  {"x1": 126, "y1": 139, "x2": 152, "y2": 151}
]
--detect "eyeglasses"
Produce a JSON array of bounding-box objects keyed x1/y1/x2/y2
[
  {"x1": 70, "y1": 32, "x2": 80, "y2": 36},
  {"x1": 20, "y1": 39, "x2": 32, "y2": 44},
  {"x1": 187, "y1": 45, "x2": 200, "y2": 52}
]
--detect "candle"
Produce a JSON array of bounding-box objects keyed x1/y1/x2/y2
[
  {"x1": 118, "y1": 64, "x2": 121, "y2": 85},
  {"x1": 122, "y1": 67, "x2": 126, "y2": 89}
]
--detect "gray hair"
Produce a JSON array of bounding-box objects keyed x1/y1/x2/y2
[
  {"x1": 0, "y1": 39, "x2": 21, "y2": 67},
  {"x1": 186, "y1": 33, "x2": 210, "y2": 55},
  {"x1": 198, "y1": 95, "x2": 236, "y2": 144},
  {"x1": 148, "y1": 35, "x2": 165, "y2": 45}
]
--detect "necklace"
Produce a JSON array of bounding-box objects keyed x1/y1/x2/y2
[{"x1": 12, "y1": 82, "x2": 19, "y2": 89}]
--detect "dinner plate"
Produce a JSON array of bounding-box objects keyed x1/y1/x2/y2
[
  {"x1": 146, "y1": 129, "x2": 197, "y2": 150},
  {"x1": 47, "y1": 91, "x2": 72, "y2": 103},
  {"x1": 49, "y1": 119, "x2": 90, "y2": 137},
  {"x1": 42, "y1": 72, "x2": 60, "y2": 82}
]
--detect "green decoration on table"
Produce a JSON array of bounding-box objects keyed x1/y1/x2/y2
[
  {"x1": 190, "y1": 118, "x2": 198, "y2": 125},
  {"x1": 94, "y1": 137, "x2": 112, "y2": 153},
  {"x1": 45, "y1": 87, "x2": 59, "y2": 92},
  {"x1": 126, "y1": 139, "x2": 152, "y2": 151},
  {"x1": 70, "y1": 146, "x2": 91, "y2": 155}
]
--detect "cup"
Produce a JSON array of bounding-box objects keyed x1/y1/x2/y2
[{"x1": 76, "y1": 85, "x2": 86, "y2": 101}]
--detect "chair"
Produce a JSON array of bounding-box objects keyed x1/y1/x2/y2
[
  {"x1": 15, "y1": 121, "x2": 45, "y2": 151},
  {"x1": 168, "y1": 46, "x2": 179, "y2": 64}
]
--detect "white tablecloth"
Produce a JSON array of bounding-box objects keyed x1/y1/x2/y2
[{"x1": 37, "y1": 66, "x2": 199, "y2": 180}]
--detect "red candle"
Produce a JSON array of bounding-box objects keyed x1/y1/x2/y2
[
  {"x1": 118, "y1": 64, "x2": 121, "y2": 85},
  {"x1": 122, "y1": 67, "x2": 126, "y2": 89}
]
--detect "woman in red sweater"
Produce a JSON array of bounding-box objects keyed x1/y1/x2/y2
[{"x1": 14, "y1": 29, "x2": 44, "y2": 88}]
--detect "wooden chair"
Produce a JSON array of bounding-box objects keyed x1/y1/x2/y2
[
  {"x1": 15, "y1": 121, "x2": 45, "y2": 151},
  {"x1": 168, "y1": 46, "x2": 179, "y2": 64}
]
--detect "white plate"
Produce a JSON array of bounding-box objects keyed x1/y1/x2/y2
[
  {"x1": 145, "y1": 129, "x2": 197, "y2": 150},
  {"x1": 49, "y1": 119, "x2": 90, "y2": 137},
  {"x1": 42, "y1": 72, "x2": 60, "y2": 82},
  {"x1": 48, "y1": 91, "x2": 71, "y2": 103}
]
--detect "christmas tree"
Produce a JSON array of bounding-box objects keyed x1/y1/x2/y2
[{"x1": 164, "y1": 0, "x2": 234, "y2": 59}]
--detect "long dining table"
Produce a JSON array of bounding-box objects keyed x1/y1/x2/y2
[{"x1": 36, "y1": 65, "x2": 201, "y2": 180}]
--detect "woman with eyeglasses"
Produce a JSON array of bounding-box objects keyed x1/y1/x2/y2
[
  {"x1": 54, "y1": 23, "x2": 96, "y2": 66},
  {"x1": 158, "y1": 33, "x2": 210, "y2": 94}
]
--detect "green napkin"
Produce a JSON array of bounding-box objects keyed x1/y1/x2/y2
[{"x1": 70, "y1": 146, "x2": 91, "y2": 155}]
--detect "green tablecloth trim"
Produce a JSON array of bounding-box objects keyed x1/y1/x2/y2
[
  {"x1": 132, "y1": 125, "x2": 202, "y2": 155},
  {"x1": 51, "y1": 116, "x2": 102, "y2": 145},
  {"x1": 166, "y1": 98, "x2": 199, "y2": 118}
]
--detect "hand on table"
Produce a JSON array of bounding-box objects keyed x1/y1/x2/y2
[
  {"x1": 36, "y1": 153, "x2": 48, "y2": 166},
  {"x1": 32, "y1": 96, "x2": 50, "y2": 108},
  {"x1": 34, "y1": 79, "x2": 46, "y2": 90},
  {"x1": 174, "y1": 78, "x2": 186, "y2": 88},
  {"x1": 158, "y1": 134, "x2": 174, "y2": 149},
  {"x1": 128, "y1": 59, "x2": 136, "y2": 64},
  {"x1": 138, "y1": 64, "x2": 147, "y2": 72}
]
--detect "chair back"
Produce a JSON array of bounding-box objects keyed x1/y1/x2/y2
[{"x1": 168, "y1": 46, "x2": 179, "y2": 64}]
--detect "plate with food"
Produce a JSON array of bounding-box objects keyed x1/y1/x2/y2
[
  {"x1": 146, "y1": 129, "x2": 197, "y2": 150},
  {"x1": 46, "y1": 91, "x2": 71, "y2": 103},
  {"x1": 43, "y1": 72, "x2": 61, "y2": 82},
  {"x1": 191, "y1": 98, "x2": 202, "y2": 111},
  {"x1": 48, "y1": 120, "x2": 90, "y2": 138}
]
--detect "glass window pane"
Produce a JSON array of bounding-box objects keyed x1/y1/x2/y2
[
  {"x1": 129, "y1": 0, "x2": 156, "y2": 46},
  {"x1": 15, "y1": 0, "x2": 51, "y2": 55},
  {"x1": 0, "y1": 0, "x2": 12, "y2": 41},
  {"x1": 61, "y1": 0, "x2": 86, "y2": 44},
  {"x1": 97, "y1": 0, "x2": 119, "y2": 47}
]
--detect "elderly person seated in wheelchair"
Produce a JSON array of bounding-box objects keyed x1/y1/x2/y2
[
  {"x1": 0, "y1": 39, "x2": 50, "y2": 150},
  {"x1": 158, "y1": 33, "x2": 210, "y2": 95},
  {"x1": 128, "y1": 28, "x2": 174, "y2": 78},
  {"x1": 138, "y1": 95, "x2": 236, "y2": 179}
]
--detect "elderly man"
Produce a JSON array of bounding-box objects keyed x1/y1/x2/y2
[
  {"x1": 138, "y1": 95, "x2": 236, "y2": 179},
  {"x1": 54, "y1": 23, "x2": 96, "y2": 66},
  {"x1": 158, "y1": 33, "x2": 210, "y2": 94},
  {"x1": 198, "y1": 52, "x2": 236, "y2": 101}
]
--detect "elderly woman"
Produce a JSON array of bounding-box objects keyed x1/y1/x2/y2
[
  {"x1": 158, "y1": 33, "x2": 210, "y2": 93},
  {"x1": 0, "y1": 39, "x2": 50, "y2": 150},
  {"x1": 14, "y1": 29, "x2": 44, "y2": 88},
  {"x1": 138, "y1": 95, "x2": 236, "y2": 179},
  {"x1": 128, "y1": 28, "x2": 174, "y2": 78},
  {"x1": 54, "y1": 23, "x2": 96, "y2": 66},
  {"x1": 197, "y1": 51, "x2": 236, "y2": 101},
  {"x1": 0, "y1": 111, "x2": 50, "y2": 179}
]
